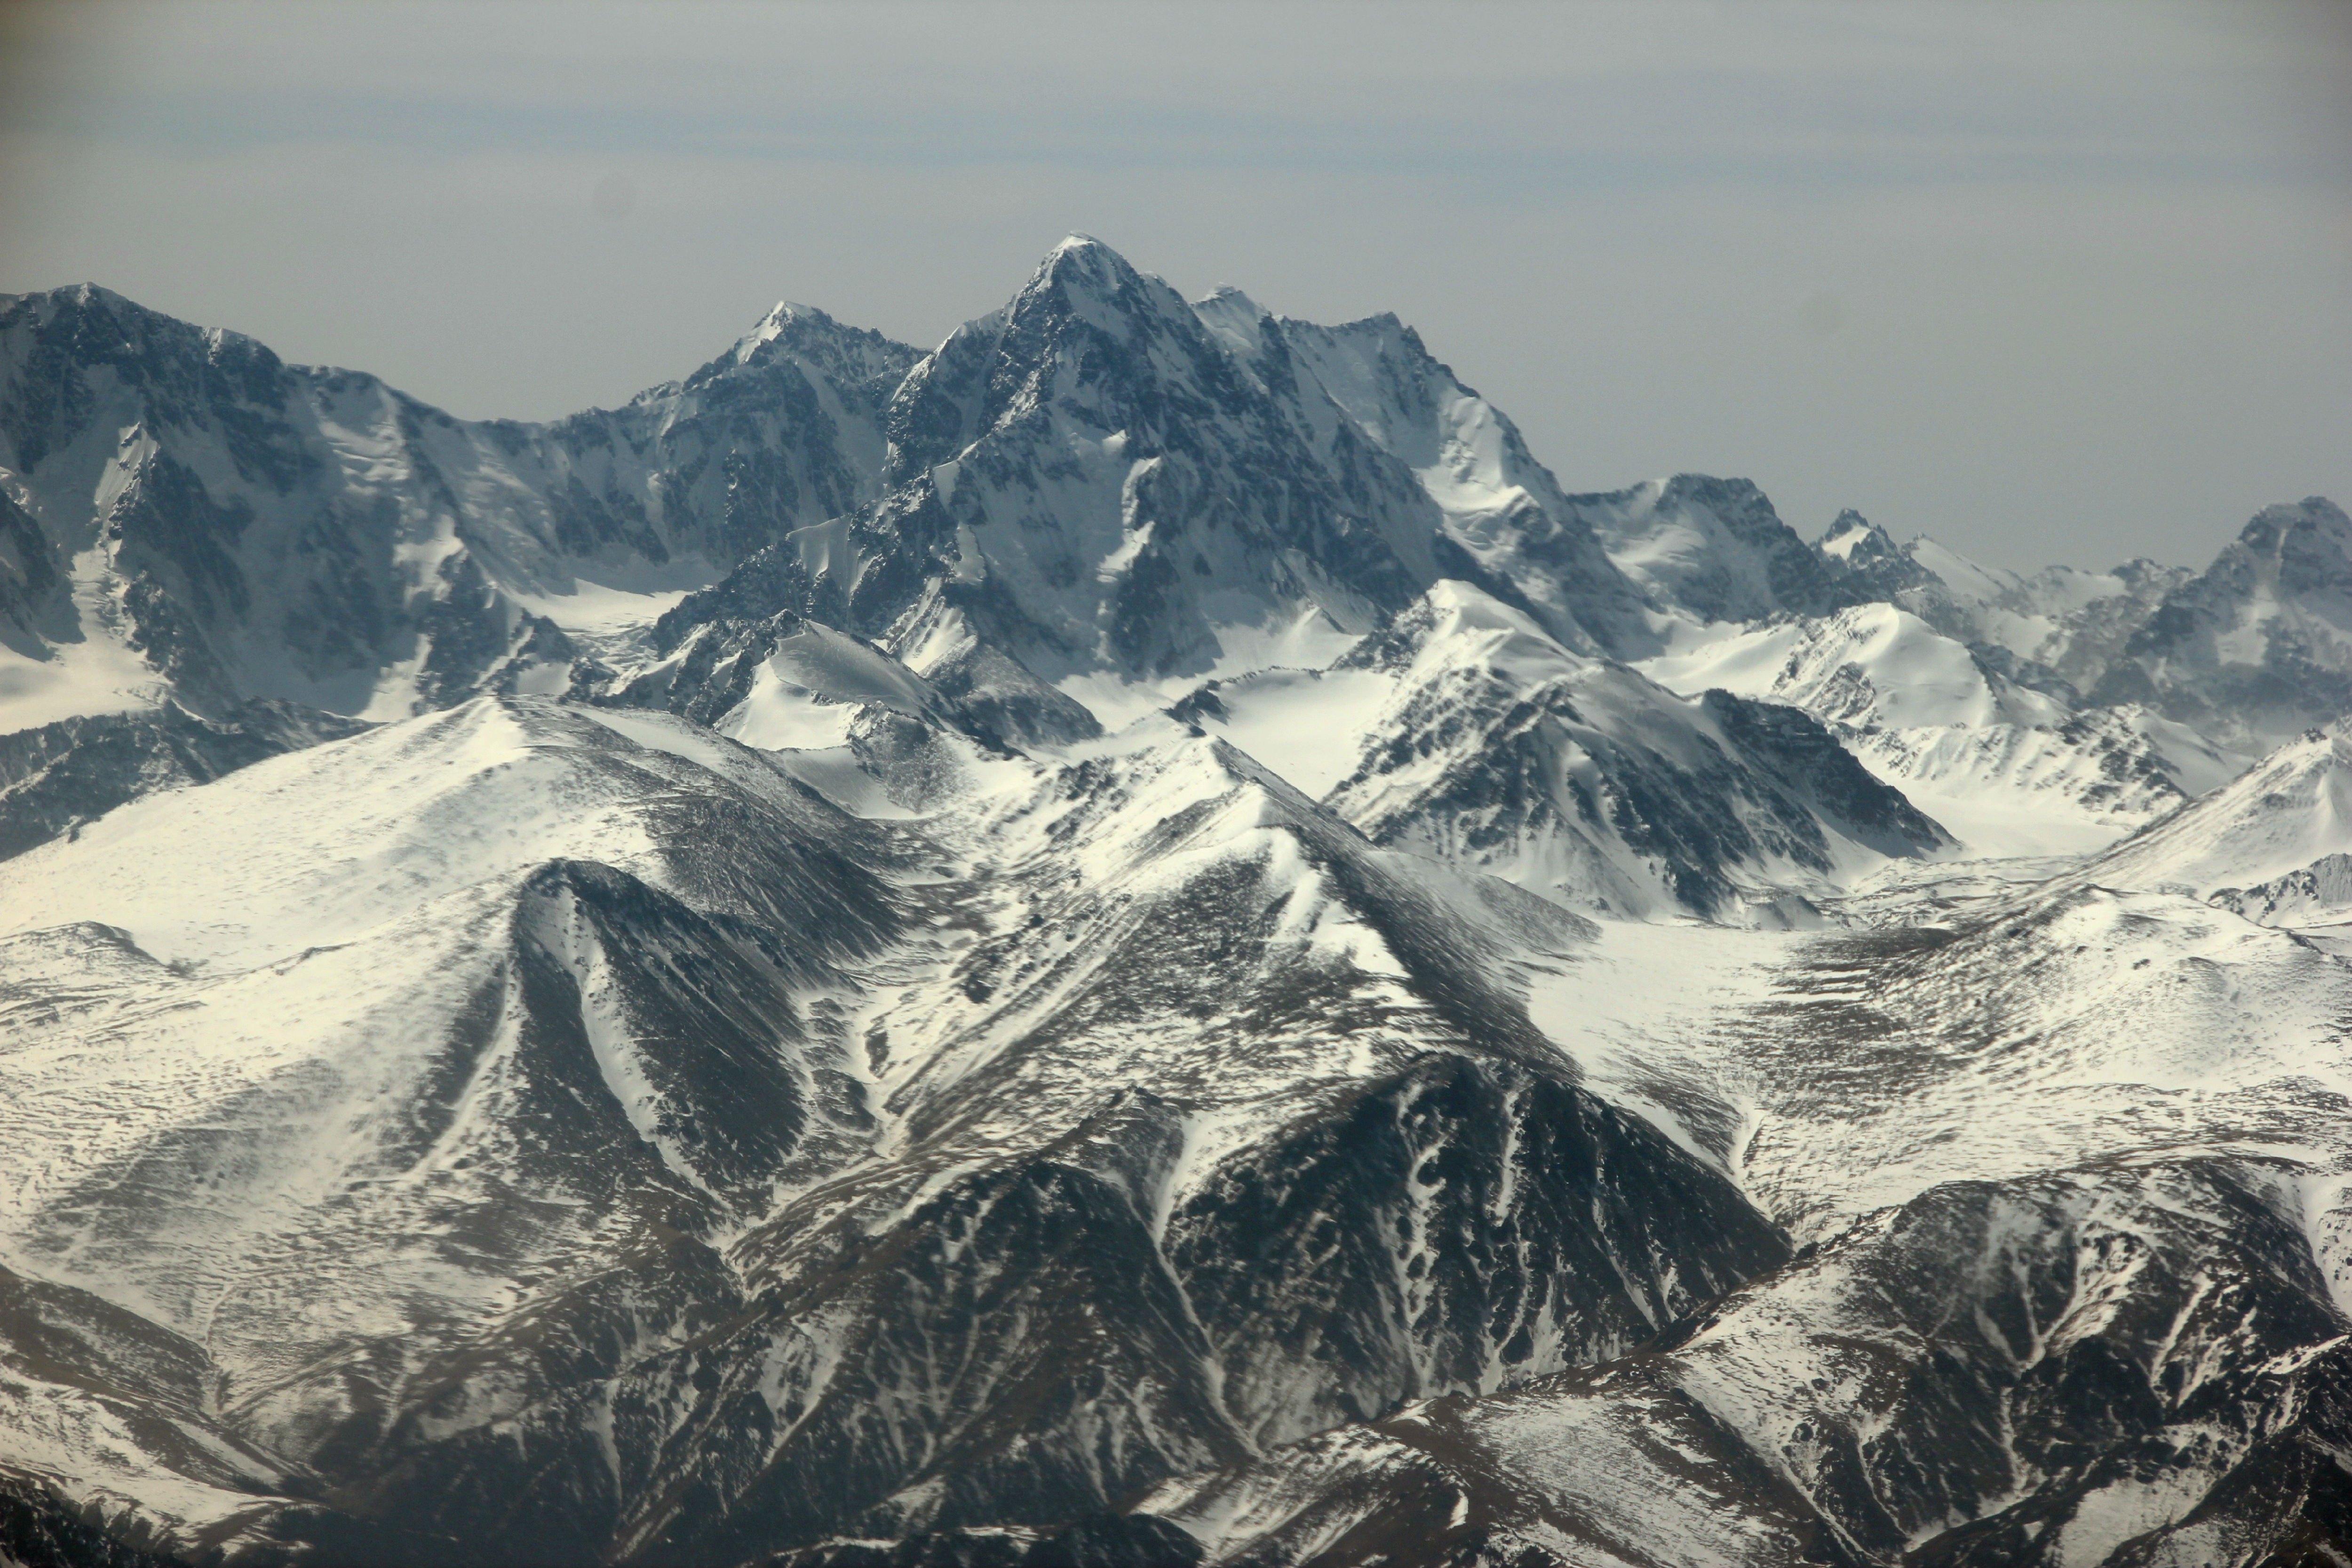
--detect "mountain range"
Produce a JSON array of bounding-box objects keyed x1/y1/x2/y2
[{"x1": 2, "y1": 238, "x2": 2349, "y2": 1567}]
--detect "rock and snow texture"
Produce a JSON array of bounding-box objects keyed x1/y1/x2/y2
[
  {"x1": 3, "y1": 238, "x2": 2352, "y2": 1567},
  {"x1": 0, "y1": 697, "x2": 1786, "y2": 1565},
  {"x1": 1295, "y1": 582, "x2": 1949, "y2": 922},
  {"x1": 2090, "y1": 496, "x2": 2352, "y2": 748},
  {"x1": 1636, "y1": 602, "x2": 2233, "y2": 859},
  {"x1": 0, "y1": 282, "x2": 916, "y2": 724},
  {"x1": 2082, "y1": 720, "x2": 2352, "y2": 925},
  {"x1": 8, "y1": 696, "x2": 2352, "y2": 1566},
  {"x1": 1580, "y1": 473, "x2": 1863, "y2": 628},
  {"x1": 643, "y1": 236, "x2": 1659, "y2": 738}
]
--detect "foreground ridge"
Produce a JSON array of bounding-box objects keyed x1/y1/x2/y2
[{"x1": 1, "y1": 241, "x2": 2348, "y2": 1566}]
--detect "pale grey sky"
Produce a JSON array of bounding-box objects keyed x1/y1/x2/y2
[{"x1": 2, "y1": 0, "x2": 2347, "y2": 573}]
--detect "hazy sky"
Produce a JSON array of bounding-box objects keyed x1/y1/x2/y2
[{"x1": 2, "y1": 0, "x2": 2347, "y2": 572}]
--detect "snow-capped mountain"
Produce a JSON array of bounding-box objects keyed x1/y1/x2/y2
[
  {"x1": 1300, "y1": 582, "x2": 1948, "y2": 922},
  {"x1": 1637, "y1": 601, "x2": 2242, "y2": 857},
  {"x1": 0, "y1": 283, "x2": 916, "y2": 725},
  {"x1": 1633, "y1": 493, "x2": 2352, "y2": 826},
  {"x1": 1127, "y1": 797, "x2": 2352, "y2": 1564},
  {"x1": 1581, "y1": 473, "x2": 1865, "y2": 627},
  {"x1": 641, "y1": 237, "x2": 1659, "y2": 742},
  {"x1": 2090, "y1": 497, "x2": 2352, "y2": 748},
  {"x1": 3, "y1": 239, "x2": 2350, "y2": 1567},
  {"x1": 2080, "y1": 719, "x2": 2352, "y2": 926},
  {"x1": 0, "y1": 696, "x2": 1783, "y2": 1564}
]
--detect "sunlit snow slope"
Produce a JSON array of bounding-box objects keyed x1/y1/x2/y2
[{"x1": 3, "y1": 237, "x2": 2350, "y2": 1568}]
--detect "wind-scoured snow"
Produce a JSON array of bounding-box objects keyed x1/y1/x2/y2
[
  {"x1": 2078, "y1": 720, "x2": 2352, "y2": 923},
  {"x1": 1637, "y1": 604, "x2": 2251, "y2": 859},
  {"x1": 1312, "y1": 581, "x2": 1949, "y2": 921},
  {"x1": 5, "y1": 240, "x2": 2352, "y2": 1568}
]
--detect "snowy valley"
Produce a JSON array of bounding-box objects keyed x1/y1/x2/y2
[{"x1": 1, "y1": 239, "x2": 2349, "y2": 1567}]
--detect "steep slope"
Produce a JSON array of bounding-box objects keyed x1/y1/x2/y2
[
  {"x1": 1638, "y1": 604, "x2": 2243, "y2": 858},
  {"x1": 1117, "y1": 820, "x2": 2352, "y2": 1565},
  {"x1": 1887, "y1": 532, "x2": 2189, "y2": 695},
  {"x1": 1141, "y1": 1161, "x2": 2352, "y2": 1568},
  {"x1": 0, "y1": 700, "x2": 909, "y2": 1558},
  {"x1": 1576, "y1": 496, "x2": 2257, "y2": 860},
  {"x1": 8, "y1": 241, "x2": 2352, "y2": 1568},
  {"x1": 1278, "y1": 581, "x2": 1950, "y2": 922},
  {"x1": 2078, "y1": 721, "x2": 2352, "y2": 925},
  {"x1": 1578, "y1": 474, "x2": 1861, "y2": 627},
  {"x1": 398, "y1": 724, "x2": 1785, "y2": 1565},
  {"x1": 0, "y1": 284, "x2": 918, "y2": 727},
  {"x1": 641, "y1": 238, "x2": 1661, "y2": 735},
  {"x1": 0, "y1": 697, "x2": 367, "y2": 861},
  {"x1": 1804, "y1": 499, "x2": 2352, "y2": 758},
  {"x1": 0, "y1": 696, "x2": 1794, "y2": 1564},
  {"x1": 652, "y1": 239, "x2": 1434, "y2": 720},
  {"x1": 2092, "y1": 498, "x2": 2352, "y2": 749},
  {"x1": 1811, "y1": 510, "x2": 2189, "y2": 693},
  {"x1": 1192, "y1": 290, "x2": 1655, "y2": 656}
]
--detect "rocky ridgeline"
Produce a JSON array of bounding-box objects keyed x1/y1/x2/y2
[{"x1": 1, "y1": 242, "x2": 2348, "y2": 1565}]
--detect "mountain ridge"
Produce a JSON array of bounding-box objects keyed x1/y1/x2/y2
[{"x1": 3, "y1": 239, "x2": 2350, "y2": 1567}]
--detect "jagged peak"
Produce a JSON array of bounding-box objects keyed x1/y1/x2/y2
[
  {"x1": 1012, "y1": 234, "x2": 1188, "y2": 335},
  {"x1": 1191, "y1": 285, "x2": 1272, "y2": 359},
  {"x1": 1819, "y1": 509, "x2": 1875, "y2": 548},
  {"x1": 1572, "y1": 472, "x2": 1773, "y2": 519},
  {"x1": 1658, "y1": 472, "x2": 1776, "y2": 512},
  {"x1": 1030, "y1": 232, "x2": 1141, "y2": 288},
  {"x1": 2080, "y1": 714, "x2": 2352, "y2": 906},
  {"x1": 758, "y1": 299, "x2": 833, "y2": 329},
  {"x1": 5, "y1": 281, "x2": 187, "y2": 329},
  {"x1": 1341, "y1": 577, "x2": 1582, "y2": 675},
  {"x1": 2234, "y1": 495, "x2": 2352, "y2": 554},
  {"x1": 1817, "y1": 509, "x2": 1906, "y2": 564},
  {"x1": 0, "y1": 283, "x2": 290, "y2": 385},
  {"x1": 730, "y1": 299, "x2": 834, "y2": 361}
]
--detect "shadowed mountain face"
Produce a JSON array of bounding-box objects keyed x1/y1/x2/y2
[
  {"x1": 2088, "y1": 497, "x2": 2352, "y2": 748},
  {"x1": 1140, "y1": 1160, "x2": 2352, "y2": 1568},
  {"x1": 0, "y1": 699, "x2": 367, "y2": 861},
  {"x1": 0, "y1": 699, "x2": 1788, "y2": 1566},
  {"x1": 0, "y1": 283, "x2": 917, "y2": 721},
  {"x1": 641, "y1": 238, "x2": 1659, "y2": 732},
  {"x1": 2, "y1": 241, "x2": 2348, "y2": 1567}
]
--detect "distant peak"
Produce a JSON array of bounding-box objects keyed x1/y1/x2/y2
[
  {"x1": 1030, "y1": 233, "x2": 1143, "y2": 291},
  {"x1": 2234, "y1": 495, "x2": 2352, "y2": 560},
  {"x1": 2243, "y1": 495, "x2": 2351, "y2": 535},
  {"x1": 1191, "y1": 285, "x2": 1270, "y2": 356},
  {"x1": 1008, "y1": 235, "x2": 1189, "y2": 338},
  {"x1": 731, "y1": 300, "x2": 836, "y2": 362},
  {"x1": 1658, "y1": 473, "x2": 1775, "y2": 515},
  {"x1": 30, "y1": 281, "x2": 140, "y2": 315},
  {"x1": 1819, "y1": 509, "x2": 1894, "y2": 560}
]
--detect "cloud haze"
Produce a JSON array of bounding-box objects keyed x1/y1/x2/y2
[{"x1": 2, "y1": 0, "x2": 2346, "y2": 571}]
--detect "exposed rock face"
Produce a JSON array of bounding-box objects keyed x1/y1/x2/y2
[
  {"x1": 0, "y1": 284, "x2": 917, "y2": 722},
  {"x1": 3, "y1": 241, "x2": 2349, "y2": 1568},
  {"x1": 1321, "y1": 584, "x2": 1949, "y2": 921},
  {"x1": 2092, "y1": 497, "x2": 2352, "y2": 748},
  {"x1": 642, "y1": 238, "x2": 1661, "y2": 734},
  {"x1": 0, "y1": 698, "x2": 1793, "y2": 1566},
  {"x1": 1140, "y1": 1162, "x2": 2352, "y2": 1568},
  {"x1": 1579, "y1": 473, "x2": 1867, "y2": 626},
  {"x1": 1816, "y1": 508, "x2": 1937, "y2": 601},
  {"x1": 0, "y1": 698, "x2": 367, "y2": 860}
]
